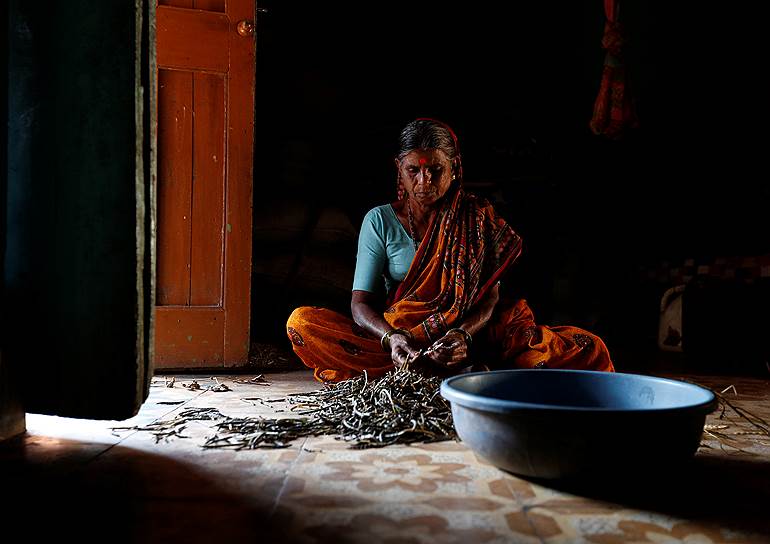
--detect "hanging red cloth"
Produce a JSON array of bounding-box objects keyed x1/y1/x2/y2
[{"x1": 589, "y1": 0, "x2": 639, "y2": 139}]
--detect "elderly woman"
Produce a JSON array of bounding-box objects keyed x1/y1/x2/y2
[{"x1": 287, "y1": 118, "x2": 614, "y2": 382}]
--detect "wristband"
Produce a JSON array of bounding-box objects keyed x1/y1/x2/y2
[
  {"x1": 446, "y1": 327, "x2": 472, "y2": 346},
  {"x1": 380, "y1": 328, "x2": 413, "y2": 351}
]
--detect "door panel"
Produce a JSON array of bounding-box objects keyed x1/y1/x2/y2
[
  {"x1": 157, "y1": 8, "x2": 229, "y2": 72},
  {"x1": 159, "y1": 0, "x2": 226, "y2": 13},
  {"x1": 191, "y1": 72, "x2": 225, "y2": 306},
  {"x1": 157, "y1": 70, "x2": 225, "y2": 307},
  {"x1": 155, "y1": 0, "x2": 254, "y2": 368},
  {"x1": 157, "y1": 69, "x2": 192, "y2": 305},
  {"x1": 155, "y1": 307, "x2": 224, "y2": 363}
]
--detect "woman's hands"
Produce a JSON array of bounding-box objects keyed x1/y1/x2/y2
[
  {"x1": 417, "y1": 282, "x2": 499, "y2": 370},
  {"x1": 389, "y1": 330, "x2": 469, "y2": 372},
  {"x1": 423, "y1": 329, "x2": 470, "y2": 368},
  {"x1": 389, "y1": 332, "x2": 421, "y2": 370},
  {"x1": 352, "y1": 283, "x2": 502, "y2": 373}
]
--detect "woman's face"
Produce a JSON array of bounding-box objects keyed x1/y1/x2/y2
[{"x1": 396, "y1": 149, "x2": 455, "y2": 207}]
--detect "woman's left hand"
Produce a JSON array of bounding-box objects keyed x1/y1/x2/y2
[{"x1": 424, "y1": 330, "x2": 469, "y2": 367}]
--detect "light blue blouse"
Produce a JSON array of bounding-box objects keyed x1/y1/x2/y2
[{"x1": 352, "y1": 204, "x2": 416, "y2": 294}]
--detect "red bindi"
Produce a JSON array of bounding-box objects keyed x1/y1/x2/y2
[{"x1": 418, "y1": 158, "x2": 427, "y2": 165}]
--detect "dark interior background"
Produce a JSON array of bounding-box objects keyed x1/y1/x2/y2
[{"x1": 250, "y1": 1, "x2": 769, "y2": 370}]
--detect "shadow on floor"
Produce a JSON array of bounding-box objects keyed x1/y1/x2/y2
[
  {"x1": 0, "y1": 435, "x2": 295, "y2": 544},
  {"x1": 523, "y1": 454, "x2": 770, "y2": 538}
]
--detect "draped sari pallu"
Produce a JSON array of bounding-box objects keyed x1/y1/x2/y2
[{"x1": 287, "y1": 187, "x2": 614, "y2": 382}]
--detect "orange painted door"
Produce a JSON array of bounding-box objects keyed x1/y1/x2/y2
[{"x1": 155, "y1": 0, "x2": 254, "y2": 367}]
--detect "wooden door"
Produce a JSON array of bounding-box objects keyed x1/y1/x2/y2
[{"x1": 155, "y1": 0, "x2": 255, "y2": 367}]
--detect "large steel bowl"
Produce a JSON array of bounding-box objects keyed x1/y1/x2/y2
[{"x1": 440, "y1": 369, "x2": 717, "y2": 479}]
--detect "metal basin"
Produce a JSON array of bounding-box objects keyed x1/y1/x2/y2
[{"x1": 440, "y1": 369, "x2": 717, "y2": 479}]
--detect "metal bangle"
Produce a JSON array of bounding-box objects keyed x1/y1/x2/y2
[
  {"x1": 381, "y1": 328, "x2": 412, "y2": 352},
  {"x1": 446, "y1": 327, "x2": 472, "y2": 346}
]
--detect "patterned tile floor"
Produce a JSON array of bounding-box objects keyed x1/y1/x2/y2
[{"x1": 2, "y1": 370, "x2": 769, "y2": 543}]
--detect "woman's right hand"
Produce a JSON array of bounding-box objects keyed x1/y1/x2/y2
[{"x1": 389, "y1": 333, "x2": 421, "y2": 370}]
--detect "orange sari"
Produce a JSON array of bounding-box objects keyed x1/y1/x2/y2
[{"x1": 287, "y1": 187, "x2": 614, "y2": 382}]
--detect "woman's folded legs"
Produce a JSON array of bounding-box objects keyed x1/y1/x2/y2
[
  {"x1": 286, "y1": 306, "x2": 394, "y2": 382},
  {"x1": 484, "y1": 298, "x2": 614, "y2": 372}
]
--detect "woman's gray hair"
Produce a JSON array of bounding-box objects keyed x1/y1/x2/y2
[{"x1": 397, "y1": 118, "x2": 460, "y2": 161}]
